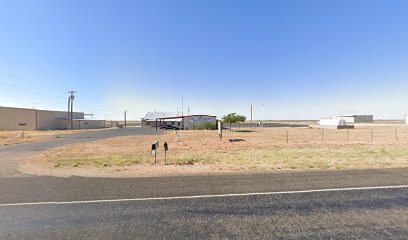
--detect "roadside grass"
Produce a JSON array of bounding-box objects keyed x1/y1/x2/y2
[
  {"x1": 0, "y1": 128, "x2": 107, "y2": 146},
  {"x1": 161, "y1": 145, "x2": 408, "y2": 170},
  {"x1": 40, "y1": 127, "x2": 408, "y2": 171},
  {"x1": 52, "y1": 154, "x2": 141, "y2": 168}
]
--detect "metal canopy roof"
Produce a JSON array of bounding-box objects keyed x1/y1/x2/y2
[{"x1": 142, "y1": 112, "x2": 178, "y2": 121}]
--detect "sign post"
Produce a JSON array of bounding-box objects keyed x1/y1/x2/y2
[
  {"x1": 164, "y1": 141, "x2": 168, "y2": 164},
  {"x1": 218, "y1": 121, "x2": 223, "y2": 140}
]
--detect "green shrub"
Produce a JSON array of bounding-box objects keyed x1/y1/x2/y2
[
  {"x1": 233, "y1": 129, "x2": 254, "y2": 133},
  {"x1": 192, "y1": 122, "x2": 217, "y2": 130}
]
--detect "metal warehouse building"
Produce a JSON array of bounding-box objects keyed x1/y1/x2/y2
[
  {"x1": 0, "y1": 106, "x2": 118, "y2": 130},
  {"x1": 141, "y1": 112, "x2": 179, "y2": 128},
  {"x1": 141, "y1": 112, "x2": 217, "y2": 130},
  {"x1": 333, "y1": 114, "x2": 373, "y2": 124}
]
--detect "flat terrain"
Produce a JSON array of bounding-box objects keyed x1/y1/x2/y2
[
  {"x1": 22, "y1": 125, "x2": 408, "y2": 177},
  {"x1": 0, "y1": 169, "x2": 407, "y2": 239},
  {"x1": 1, "y1": 127, "x2": 407, "y2": 239},
  {"x1": 0, "y1": 128, "x2": 111, "y2": 146}
]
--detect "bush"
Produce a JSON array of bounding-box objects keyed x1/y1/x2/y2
[
  {"x1": 233, "y1": 129, "x2": 254, "y2": 133},
  {"x1": 192, "y1": 122, "x2": 217, "y2": 130}
]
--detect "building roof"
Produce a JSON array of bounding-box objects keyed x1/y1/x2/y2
[
  {"x1": 142, "y1": 112, "x2": 218, "y2": 121},
  {"x1": 0, "y1": 105, "x2": 83, "y2": 114},
  {"x1": 189, "y1": 114, "x2": 217, "y2": 117},
  {"x1": 142, "y1": 112, "x2": 178, "y2": 121},
  {"x1": 335, "y1": 114, "x2": 373, "y2": 117}
]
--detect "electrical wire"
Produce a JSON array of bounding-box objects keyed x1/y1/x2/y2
[
  {"x1": 0, "y1": 73, "x2": 124, "y2": 117},
  {"x1": 0, "y1": 101, "x2": 65, "y2": 105},
  {"x1": 0, "y1": 72, "x2": 67, "y2": 91},
  {"x1": 75, "y1": 100, "x2": 123, "y2": 116},
  {"x1": 0, "y1": 80, "x2": 61, "y2": 99}
]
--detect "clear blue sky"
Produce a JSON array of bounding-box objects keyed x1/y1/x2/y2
[{"x1": 0, "y1": 0, "x2": 407, "y2": 120}]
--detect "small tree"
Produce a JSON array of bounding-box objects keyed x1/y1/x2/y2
[{"x1": 222, "y1": 113, "x2": 247, "y2": 131}]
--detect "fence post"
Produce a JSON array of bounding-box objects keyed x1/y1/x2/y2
[
  {"x1": 371, "y1": 128, "x2": 374, "y2": 143},
  {"x1": 286, "y1": 129, "x2": 289, "y2": 144},
  {"x1": 395, "y1": 128, "x2": 398, "y2": 142}
]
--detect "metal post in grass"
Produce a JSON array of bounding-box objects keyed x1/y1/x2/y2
[
  {"x1": 164, "y1": 142, "x2": 168, "y2": 164},
  {"x1": 286, "y1": 129, "x2": 289, "y2": 144},
  {"x1": 218, "y1": 121, "x2": 223, "y2": 140}
]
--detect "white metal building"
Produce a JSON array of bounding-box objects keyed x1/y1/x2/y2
[
  {"x1": 141, "y1": 112, "x2": 180, "y2": 128},
  {"x1": 333, "y1": 115, "x2": 373, "y2": 123}
]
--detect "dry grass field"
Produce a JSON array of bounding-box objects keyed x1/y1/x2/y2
[
  {"x1": 0, "y1": 129, "x2": 103, "y2": 146},
  {"x1": 24, "y1": 125, "x2": 408, "y2": 177}
]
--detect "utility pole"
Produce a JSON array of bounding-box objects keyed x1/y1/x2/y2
[
  {"x1": 250, "y1": 103, "x2": 253, "y2": 125},
  {"x1": 124, "y1": 110, "x2": 127, "y2": 127},
  {"x1": 67, "y1": 91, "x2": 76, "y2": 130},
  {"x1": 70, "y1": 91, "x2": 75, "y2": 130},
  {"x1": 67, "y1": 96, "x2": 71, "y2": 129}
]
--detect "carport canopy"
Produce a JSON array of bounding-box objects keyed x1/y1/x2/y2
[{"x1": 156, "y1": 116, "x2": 185, "y2": 131}]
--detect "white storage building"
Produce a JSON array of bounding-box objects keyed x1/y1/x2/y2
[{"x1": 334, "y1": 115, "x2": 373, "y2": 123}]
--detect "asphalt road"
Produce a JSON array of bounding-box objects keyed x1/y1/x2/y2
[
  {"x1": 0, "y1": 128, "x2": 407, "y2": 239},
  {"x1": 0, "y1": 169, "x2": 407, "y2": 239}
]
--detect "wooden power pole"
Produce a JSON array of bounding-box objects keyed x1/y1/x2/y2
[{"x1": 67, "y1": 91, "x2": 76, "y2": 130}]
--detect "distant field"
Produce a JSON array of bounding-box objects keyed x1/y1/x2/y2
[
  {"x1": 25, "y1": 125, "x2": 408, "y2": 177},
  {"x1": 249, "y1": 119, "x2": 405, "y2": 124},
  {"x1": 0, "y1": 129, "x2": 105, "y2": 146},
  {"x1": 373, "y1": 120, "x2": 405, "y2": 124},
  {"x1": 247, "y1": 120, "x2": 318, "y2": 125}
]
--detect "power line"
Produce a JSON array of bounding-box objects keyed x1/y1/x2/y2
[
  {"x1": 75, "y1": 100, "x2": 123, "y2": 115},
  {"x1": 0, "y1": 75, "x2": 125, "y2": 119},
  {"x1": 0, "y1": 101, "x2": 65, "y2": 105},
  {"x1": 0, "y1": 72, "x2": 67, "y2": 91},
  {"x1": 0, "y1": 78, "x2": 123, "y2": 119},
  {"x1": 0, "y1": 80, "x2": 60, "y2": 99}
]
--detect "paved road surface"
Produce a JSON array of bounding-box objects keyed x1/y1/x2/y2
[
  {"x1": 0, "y1": 169, "x2": 407, "y2": 239},
  {"x1": 0, "y1": 128, "x2": 407, "y2": 239}
]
